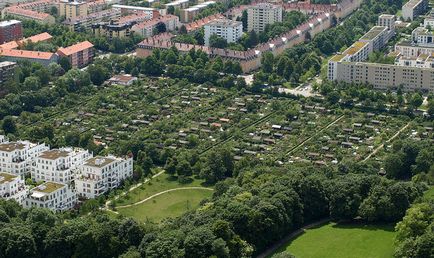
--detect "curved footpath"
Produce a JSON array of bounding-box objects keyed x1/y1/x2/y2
[{"x1": 116, "y1": 187, "x2": 214, "y2": 209}]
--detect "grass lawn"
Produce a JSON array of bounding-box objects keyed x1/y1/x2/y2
[
  {"x1": 272, "y1": 222, "x2": 396, "y2": 258},
  {"x1": 114, "y1": 173, "x2": 208, "y2": 207},
  {"x1": 116, "y1": 188, "x2": 212, "y2": 223}
]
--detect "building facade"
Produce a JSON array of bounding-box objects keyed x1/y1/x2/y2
[
  {"x1": 57, "y1": 41, "x2": 94, "y2": 68},
  {"x1": 25, "y1": 182, "x2": 77, "y2": 211},
  {"x1": 131, "y1": 14, "x2": 180, "y2": 38},
  {"x1": 247, "y1": 3, "x2": 282, "y2": 32},
  {"x1": 0, "y1": 61, "x2": 16, "y2": 86},
  {"x1": 402, "y1": 0, "x2": 428, "y2": 21},
  {"x1": 204, "y1": 19, "x2": 243, "y2": 46},
  {"x1": 0, "y1": 172, "x2": 28, "y2": 205},
  {"x1": 0, "y1": 20, "x2": 23, "y2": 44},
  {"x1": 75, "y1": 156, "x2": 133, "y2": 199},
  {"x1": 32, "y1": 148, "x2": 91, "y2": 185},
  {"x1": 0, "y1": 141, "x2": 49, "y2": 177}
]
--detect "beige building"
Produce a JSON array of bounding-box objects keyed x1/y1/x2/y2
[
  {"x1": 247, "y1": 3, "x2": 282, "y2": 32},
  {"x1": 59, "y1": 0, "x2": 88, "y2": 19},
  {"x1": 402, "y1": 0, "x2": 428, "y2": 21},
  {"x1": 335, "y1": 61, "x2": 434, "y2": 93}
]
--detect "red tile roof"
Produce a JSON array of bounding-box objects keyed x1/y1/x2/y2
[
  {"x1": 20, "y1": 32, "x2": 52, "y2": 44},
  {"x1": 0, "y1": 41, "x2": 19, "y2": 50},
  {"x1": 57, "y1": 41, "x2": 94, "y2": 56},
  {"x1": 0, "y1": 48, "x2": 55, "y2": 60}
]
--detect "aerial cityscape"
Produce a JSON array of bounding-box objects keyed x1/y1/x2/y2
[{"x1": 0, "y1": 0, "x2": 432, "y2": 257}]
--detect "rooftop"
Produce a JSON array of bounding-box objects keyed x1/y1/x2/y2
[
  {"x1": 165, "y1": 0, "x2": 189, "y2": 6},
  {"x1": 20, "y1": 32, "x2": 52, "y2": 44},
  {"x1": 109, "y1": 74, "x2": 137, "y2": 83},
  {"x1": 403, "y1": 0, "x2": 425, "y2": 9},
  {"x1": 0, "y1": 142, "x2": 26, "y2": 152},
  {"x1": 39, "y1": 149, "x2": 70, "y2": 160},
  {"x1": 112, "y1": 4, "x2": 155, "y2": 11},
  {"x1": 0, "y1": 61, "x2": 16, "y2": 68},
  {"x1": 57, "y1": 41, "x2": 94, "y2": 56},
  {"x1": 360, "y1": 26, "x2": 387, "y2": 41},
  {"x1": 84, "y1": 156, "x2": 116, "y2": 167},
  {"x1": 206, "y1": 18, "x2": 242, "y2": 27},
  {"x1": 0, "y1": 20, "x2": 21, "y2": 27},
  {"x1": 0, "y1": 48, "x2": 55, "y2": 60},
  {"x1": 32, "y1": 181, "x2": 65, "y2": 194},
  {"x1": 0, "y1": 172, "x2": 18, "y2": 184},
  {"x1": 344, "y1": 41, "x2": 368, "y2": 55}
]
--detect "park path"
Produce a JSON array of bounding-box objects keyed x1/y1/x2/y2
[
  {"x1": 256, "y1": 218, "x2": 331, "y2": 258},
  {"x1": 115, "y1": 187, "x2": 214, "y2": 209},
  {"x1": 286, "y1": 114, "x2": 345, "y2": 156},
  {"x1": 104, "y1": 169, "x2": 165, "y2": 210},
  {"x1": 362, "y1": 121, "x2": 412, "y2": 162}
]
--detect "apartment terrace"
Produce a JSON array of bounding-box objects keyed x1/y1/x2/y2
[
  {"x1": 360, "y1": 26, "x2": 387, "y2": 41},
  {"x1": 31, "y1": 181, "x2": 64, "y2": 194},
  {"x1": 0, "y1": 172, "x2": 17, "y2": 184}
]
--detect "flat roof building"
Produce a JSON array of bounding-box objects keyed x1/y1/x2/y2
[
  {"x1": 25, "y1": 182, "x2": 77, "y2": 211},
  {"x1": 402, "y1": 0, "x2": 428, "y2": 21},
  {"x1": 204, "y1": 18, "x2": 243, "y2": 46},
  {"x1": 0, "y1": 20, "x2": 23, "y2": 44},
  {"x1": 0, "y1": 172, "x2": 29, "y2": 205},
  {"x1": 247, "y1": 3, "x2": 282, "y2": 32}
]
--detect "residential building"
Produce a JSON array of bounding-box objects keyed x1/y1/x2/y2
[
  {"x1": 131, "y1": 14, "x2": 179, "y2": 38},
  {"x1": 75, "y1": 155, "x2": 133, "y2": 199},
  {"x1": 0, "y1": 48, "x2": 58, "y2": 66},
  {"x1": 111, "y1": 4, "x2": 157, "y2": 17},
  {"x1": 0, "y1": 141, "x2": 49, "y2": 177},
  {"x1": 328, "y1": 25, "x2": 393, "y2": 80},
  {"x1": 92, "y1": 13, "x2": 151, "y2": 39},
  {"x1": 0, "y1": 0, "x2": 34, "y2": 9},
  {"x1": 0, "y1": 20, "x2": 23, "y2": 44},
  {"x1": 165, "y1": 0, "x2": 190, "y2": 10},
  {"x1": 0, "y1": 172, "x2": 28, "y2": 205},
  {"x1": 59, "y1": 0, "x2": 89, "y2": 19},
  {"x1": 334, "y1": 61, "x2": 434, "y2": 93},
  {"x1": 0, "y1": 61, "x2": 16, "y2": 85},
  {"x1": 395, "y1": 53, "x2": 434, "y2": 68},
  {"x1": 395, "y1": 41, "x2": 434, "y2": 57},
  {"x1": 247, "y1": 3, "x2": 282, "y2": 32},
  {"x1": 57, "y1": 41, "x2": 94, "y2": 68},
  {"x1": 64, "y1": 9, "x2": 121, "y2": 32},
  {"x1": 1, "y1": 0, "x2": 57, "y2": 24},
  {"x1": 25, "y1": 182, "x2": 77, "y2": 211},
  {"x1": 378, "y1": 14, "x2": 396, "y2": 41},
  {"x1": 204, "y1": 18, "x2": 243, "y2": 46},
  {"x1": 402, "y1": 0, "x2": 428, "y2": 21},
  {"x1": 180, "y1": 1, "x2": 216, "y2": 23},
  {"x1": 32, "y1": 148, "x2": 92, "y2": 185}
]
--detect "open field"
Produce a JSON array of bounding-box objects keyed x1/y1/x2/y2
[
  {"x1": 272, "y1": 222, "x2": 396, "y2": 258},
  {"x1": 116, "y1": 188, "x2": 213, "y2": 222}
]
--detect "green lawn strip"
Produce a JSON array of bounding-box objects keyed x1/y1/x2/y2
[
  {"x1": 272, "y1": 222, "x2": 396, "y2": 258},
  {"x1": 114, "y1": 173, "x2": 208, "y2": 207},
  {"x1": 116, "y1": 188, "x2": 212, "y2": 223}
]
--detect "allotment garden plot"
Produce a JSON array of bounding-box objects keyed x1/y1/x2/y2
[{"x1": 290, "y1": 112, "x2": 410, "y2": 165}]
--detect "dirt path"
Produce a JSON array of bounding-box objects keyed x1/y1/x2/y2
[
  {"x1": 104, "y1": 170, "x2": 165, "y2": 210},
  {"x1": 362, "y1": 121, "x2": 412, "y2": 162},
  {"x1": 116, "y1": 187, "x2": 214, "y2": 209}
]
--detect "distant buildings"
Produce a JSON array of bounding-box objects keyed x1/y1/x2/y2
[
  {"x1": 0, "y1": 172, "x2": 28, "y2": 205},
  {"x1": 0, "y1": 20, "x2": 23, "y2": 44},
  {"x1": 402, "y1": 0, "x2": 428, "y2": 21},
  {"x1": 59, "y1": 0, "x2": 106, "y2": 19},
  {"x1": 165, "y1": 0, "x2": 190, "y2": 10},
  {"x1": 247, "y1": 3, "x2": 282, "y2": 32},
  {"x1": 180, "y1": 1, "x2": 216, "y2": 23},
  {"x1": 1, "y1": 0, "x2": 57, "y2": 24},
  {"x1": 131, "y1": 14, "x2": 180, "y2": 38},
  {"x1": 204, "y1": 19, "x2": 243, "y2": 46},
  {"x1": 0, "y1": 61, "x2": 17, "y2": 85},
  {"x1": 93, "y1": 12, "x2": 151, "y2": 39},
  {"x1": 108, "y1": 74, "x2": 138, "y2": 85},
  {"x1": 64, "y1": 9, "x2": 121, "y2": 32},
  {"x1": 57, "y1": 41, "x2": 94, "y2": 68},
  {"x1": 25, "y1": 182, "x2": 77, "y2": 211},
  {"x1": 75, "y1": 156, "x2": 133, "y2": 199},
  {"x1": 328, "y1": 14, "x2": 434, "y2": 93},
  {"x1": 0, "y1": 136, "x2": 134, "y2": 210}
]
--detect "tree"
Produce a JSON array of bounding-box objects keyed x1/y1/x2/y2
[
  {"x1": 241, "y1": 10, "x2": 248, "y2": 31},
  {"x1": 410, "y1": 93, "x2": 423, "y2": 108},
  {"x1": 59, "y1": 56, "x2": 72, "y2": 72},
  {"x1": 209, "y1": 34, "x2": 228, "y2": 48},
  {"x1": 179, "y1": 25, "x2": 188, "y2": 34},
  {"x1": 2, "y1": 116, "x2": 16, "y2": 135},
  {"x1": 261, "y1": 52, "x2": 274, "y2": 74},
  {"x1": 87, "y1": 65, "x2": 109, "y2": 86},
  {"x1": 167, "y1": 6, "x2": 175, "y2": 15},
  {"x1": 154, "y1": 22, "x2": 167, "y2": 34}
]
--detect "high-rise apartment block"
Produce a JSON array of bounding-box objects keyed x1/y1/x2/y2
[
  {"x1": 0, "y1": 20, "x2": 22, "y2": 44},
  {"x1": 204, "y1": 19, "x2": 243, "y2": 46},
  {"x1": 402, "y1": 0, "x2": 428, "y2": 21},
  {"x1": 247, "y1": 3, "x2": 282, "y2": 32}
]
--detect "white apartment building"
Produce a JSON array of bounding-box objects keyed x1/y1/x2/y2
[
  {"x1": 25, "y1": 182, "x2": 77, "y2": 211},
  {"x1": 402, "y1": 0, "x2": 428, "y2": 21},
  {"x1": 0, "y1": 172, "x2": 28, "y2": 205},
  {"x1": 204, "y1": 19, "x2": 243, "y2": 46},
  {"x1": 0, "y1": 141, "x2": 49, "y2": 177},
  {"x1": 247, "y1": 3, "x2": 282, "y2": 32},
  {"x1": 75, "y1": 155, "x2": 133, "y2": 199},
  {"x1": 395, "y1": 53, "x2": 434, "y2": 68},
  {"x1": 31, "y1": 147, "x2": 92, "y2": 185}
]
